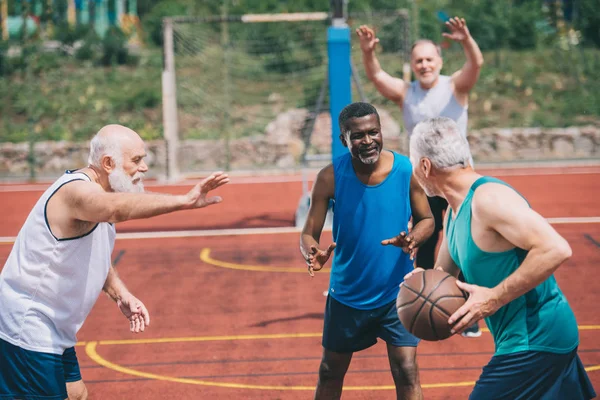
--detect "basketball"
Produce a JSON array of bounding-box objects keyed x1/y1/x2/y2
[{"x1": 396, "y1": 269, "x2": 468, "y2": 341}]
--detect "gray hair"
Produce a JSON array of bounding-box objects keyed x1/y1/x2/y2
[
  {"x1": 411, "y1": 39, "x2": 442, "y2": 57},
  {"x1": 87, "y1": 133, "x2": 123, "y2": 168},
  {"x1": 409, "y1": 117, "x2": 471, "y2": 170}
]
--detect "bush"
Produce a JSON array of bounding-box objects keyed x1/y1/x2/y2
[
  {"x1": 100, "y1": 27, "x2": 130, "y2": 66},
  {"x1": 53, "y1": 23, "x2": 92, "y2": 46},
  {"x1": 142, "y1": 0, "x2": 188, "y2": 47},
  {"x1": 75, "y1": 31, "x2": 101, "y2": 62},
  {"x1": 507, "y1": 3, "x2": 542, "y2": 50}
]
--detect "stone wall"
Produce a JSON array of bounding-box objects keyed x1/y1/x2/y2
[{"x1": 1, "y1": 121, "x2": 598, "y2": 179}]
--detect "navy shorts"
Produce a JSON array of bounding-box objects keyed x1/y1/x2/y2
[
  {"x1": 322, "y1": 295, "x2": 419, "y2": 353},
  {"x1": 0, "y1": 338, "x2": 82, "y2": 400},
  {"x1": 470, "y1": 347, "x2": 596, "y2": 400}
]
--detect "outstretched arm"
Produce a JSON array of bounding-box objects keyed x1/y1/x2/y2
[
  {"x1": 63, "y1": 172, "x2": 229, "y2": 224},
  {"x1": 356, "y1": 25, "x2": 408, "y2": 106},
  {"x1": 448, "y1": 184, "x2": 572, "y2": 333},
  {"x1": 103, "y1": 266, "x2": 150, "y2": 333},
  {"x1": 444, "y1": 17, "x2": 484, "y2": 96},
  {"x1": 300, "y1": 165, "x2": 336, "y2": 276}
]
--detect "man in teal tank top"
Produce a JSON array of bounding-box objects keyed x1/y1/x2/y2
[
  {"x1": 300, "y1": 102, "x2": 434, "y2": 399},
  {"x1": 406, "y1": 116, "x2": 596, "y2": 399}
]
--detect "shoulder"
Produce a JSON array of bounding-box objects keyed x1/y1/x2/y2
[
  {"x1": 58, "y1": 179, "x2": 105, "y2": 204},
  {"x1": 312, "y1": 163, "x2": 335, "y2": 198},
  {"x1": 471, "y1": 181, "x2": 529, "y2": 222},
  {"x1": 315, "y1": 163, "x2": 334, "y2": 185},
  {"x1": 390, "y1": 151, "x2": 412, "y2": 172}
]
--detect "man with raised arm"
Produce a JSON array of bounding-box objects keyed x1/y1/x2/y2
[
  {"x1": 357, "y1": 16, "x2": 484, "y2": 337},
  {"x1": 0, "y1": 124, "x2": 229, "y2": 400},
  {"x1": 405, "y1": 117, "x2": 596, "y2": 400}
]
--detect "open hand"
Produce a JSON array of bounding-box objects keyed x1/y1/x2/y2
[
  {"x1": 381, "y1": 232, "x2": 418, "y2": 260},
  {"x1": 117, "y1": 293, "x2": 150, "y2": 334},
  {"x1": 442, "y1": 17, "x2": 471, "y2": 43},
  {"x1": 306, "y1": 243, "x2": 336, "y2": 277},
  {"x1": 355, "y1": 25, "x2": 379, "y2": 53},
  {"x1": 186, "y1": 171, "x2": 230, "y2": 209},
  {"x1": 448, "y1": 281, "x2": 501, "y2": 335}
]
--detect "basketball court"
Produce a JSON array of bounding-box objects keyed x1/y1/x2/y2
[{"x1": 0, "y1": 164, "x2": 598, "y2": 399}]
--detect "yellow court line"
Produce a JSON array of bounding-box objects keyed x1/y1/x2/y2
[
  {"x1": 97, "y1": 332, "x2": 322, "y2": 346},
  {"x1": 76, "y1": 325, "x2": 600, "y2": 347},
  {"x1": 84, "y1": 328, "x2": 600, "y2": 391},
  {"x1": 85, "y1": 341, "x2": 477, "y2": 390},
  {"x1": 200, "y1": 248, "x2": 330, "y2": 273}
]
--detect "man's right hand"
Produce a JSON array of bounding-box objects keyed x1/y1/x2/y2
[
  {"x1": 355, "y1": 25, "x2": 379, "y2": 53},
  {"x1": 184, "y1": 171, "x2": 230, "y2": 209},
  {"x1": 306, "y1": 243, "x2": 336, "y2": 277}
]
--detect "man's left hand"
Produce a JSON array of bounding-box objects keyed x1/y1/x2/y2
[
  {"x1": 117, "y1": 294, "x2": 150, "y2": 333},
  {"x1": 442, "y1": 17, "x2": 471, "y2": 43},
  {"x1": 448, "y1": 281, "x2": 502, "y2": 334},
  {"x1": 381, "y1": 232, "x2": 418, "y2": 260}
]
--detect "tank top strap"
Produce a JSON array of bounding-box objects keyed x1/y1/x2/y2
[{"x1": 470, "y1": 176, "x2": 530, "y2": 205}]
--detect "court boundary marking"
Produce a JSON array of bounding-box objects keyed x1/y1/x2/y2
[
  {"x1": 200, "y1": 248, "x2": 330, "y2": 273},
  {"x1": 1, "y1": 217, "x2": 598, "y2": 244},
  {"x1": 0, "y1": 164, "x2": 598, "y2": 192},
  {"x1": 84, "y1": 328, "x2": 600, "y2": 391}
]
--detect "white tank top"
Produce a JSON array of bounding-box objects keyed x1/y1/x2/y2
[
  {"x1": 402, "y1": 75, "x2": 468, "y2": 136},
  {"x1": 0, "y1": 171, "x2": 115, "y2": 354}
]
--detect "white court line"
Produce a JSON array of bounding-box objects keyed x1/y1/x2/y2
[{"x1": 0, "y1": 217, "x2": 599, "y2": 244}]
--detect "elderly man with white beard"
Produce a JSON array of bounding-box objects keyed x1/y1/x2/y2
[{"x1": 0, "y1": 124, "x2": 229, "y2": 400}]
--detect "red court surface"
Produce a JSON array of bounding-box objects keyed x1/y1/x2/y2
[{"x1": 0, "y1": 165, "x2": 599, "y2": 399}]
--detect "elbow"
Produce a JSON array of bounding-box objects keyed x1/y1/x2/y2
[
  {"x1": 476, "y1": 56, "x2": 484, "y2": 69},
  {"x1": 475, "y1": 51, "x2": 484, "y2": 68},
  {"x1": 556, "y1": 239, "x2": 572, "y2": 264},
  {"x1": 547, "y1": 239, "x2": 572, "y2": 272},
  {"x1": 108, "y1": 206, "x2": 128, "y2": 224}
]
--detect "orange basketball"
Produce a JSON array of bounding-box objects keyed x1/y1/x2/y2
[{"x1": 396, "y1": 269, "x2": 468, "y2": 341}]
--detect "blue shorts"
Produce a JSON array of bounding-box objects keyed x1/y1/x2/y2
[
  {"x1": 470, "y1": 348, "x2": 597, "y2": 400},
  {"x1": 0, "y1": 338, "x2": 82, "y2": 400},
  {"x1": 322, "y1": 295, "x2": 419, "y2": 353}
]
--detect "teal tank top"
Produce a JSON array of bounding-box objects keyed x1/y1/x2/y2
[
  {"x1": 329, "y1": 151, "x2": 413, "y2": 309},
  {"x1": 446, "y1": 176, "x2": 579, "y2": 355}
]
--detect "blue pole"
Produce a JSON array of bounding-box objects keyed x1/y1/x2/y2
[{"x1": 327, "y1": 25, "x2": 352, "y2": 161}]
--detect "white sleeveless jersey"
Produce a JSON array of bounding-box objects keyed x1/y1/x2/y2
[
  {"x1": 0, "y1": 171, "x2": 115, "y2": 354},
  {"x1": 403, "y1": 75, "x2": 468, "y2": 137}
]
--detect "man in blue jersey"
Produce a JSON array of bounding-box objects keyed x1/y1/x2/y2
[
  {"x1": 300, "y1": 102, "x2": 434, "y2": 400},
  {"x1": 405, "y1": 116, "x2": 596, "y2": 399},
  {"x1": 357, "y1": 17, "x2": 485, "y2": 337}
]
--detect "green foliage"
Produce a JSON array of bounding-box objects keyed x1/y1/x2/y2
[
  {"x1": 75, "y1": 31, "x2": 101, "y2": 62},
  {"x1": 575, "y1": 0, "x2": 600, "y2": 47},
  {"x1": 507, "y1": 2, "x2": 542, "y2": 50},
  {"x1": 53, "y1": 23, "x2": 93, "y2": 46},
  {"x1": 141, "y1": 0, "x2": 188, "y2": 47},
  {"x1": 1, "y1": 1, "x2": 600, "y2": 145},
  {"x1": 100, "y1": 27, "x2": 130, "y2": 66}
]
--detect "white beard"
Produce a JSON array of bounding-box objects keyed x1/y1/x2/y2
[
  {"x1": 359, "y1": 152, "x2": 380, "y2": 164},
  {"x1": 348, "y1": 144, "x2": 381, "y2": 165},
  {"x1": 109, "y1": 167, "x2": 145, "y2": 193}
]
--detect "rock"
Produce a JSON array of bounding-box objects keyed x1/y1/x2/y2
[{"x1": 0, "y1": 125, "x2": 598, "y2": 178}]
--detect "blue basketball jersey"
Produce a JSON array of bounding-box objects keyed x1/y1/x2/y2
[{"x1": 328, "y1": 151, "x2": 414, "y2": 309}]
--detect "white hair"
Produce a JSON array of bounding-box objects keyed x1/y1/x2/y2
[
  {"x1": 409, "y1": 117, "x2": 472, "y2": 170},
  {"x1": 87, "y1": 133, "x2": 123, "y2": 168}
]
